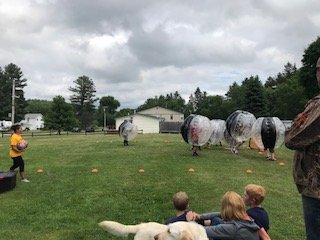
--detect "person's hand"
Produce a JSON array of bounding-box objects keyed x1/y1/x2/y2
[{"x1": 186, "y1": 211, "x2": 200, "y2": 221}]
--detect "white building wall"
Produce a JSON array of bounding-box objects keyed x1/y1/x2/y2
[
  {"x1": 133, "y1": 115, "x2": 159, "y2": 134},
  {"x1": 138, "y1": 106, "x2": 184, "y2": 122},
  {"x1": 116, "y1": 115, "x2": 160, "y2": 134},
  {"x1": 21, "y1": 113, "x2": 44, "y2": 130}
]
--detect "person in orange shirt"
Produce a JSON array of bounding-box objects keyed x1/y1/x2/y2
[{"x1": 9, "y1": 124, "x2": 29, "y2": 183}]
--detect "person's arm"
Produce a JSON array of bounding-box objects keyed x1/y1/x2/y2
[
  {"x1": 11, "y1": 144, "x2": 22, "y2": 153},
  {"x1": 259, "y1": 227, "x2": 271, "y2": 240},
  {"x1": 199, "y1": 211, "x2": 221, "y2": 220},
  {"x1": 186, "y1": 211, "x2": 221, "y2": 221},
  {"x1": 204, "y1": 222, "x2": 236, "y2": 239}
]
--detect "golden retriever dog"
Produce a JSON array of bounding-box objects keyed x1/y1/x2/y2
[
  {"x1": 155, "y1": 221, "x2": 208, "y2": 240},
  {"x1": 98, "y1": 220, "x2": 208, "y2": 240}
]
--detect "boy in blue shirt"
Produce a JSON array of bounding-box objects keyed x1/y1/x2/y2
[{"x1": 243, "y1": 184, "x2": 270, "y2": 232}]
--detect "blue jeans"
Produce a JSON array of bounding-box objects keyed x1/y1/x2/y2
[{"x1": 302, "y1": 195, "x2": 320, "y2": 240}]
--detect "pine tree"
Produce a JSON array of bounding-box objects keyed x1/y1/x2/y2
[{"x1": 69, "y1": 76, "x2": 98, "y2": 128}]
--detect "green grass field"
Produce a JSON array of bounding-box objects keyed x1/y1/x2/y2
[{"x1": 0, "y1": 133, "x2": 305, "y2": 240}]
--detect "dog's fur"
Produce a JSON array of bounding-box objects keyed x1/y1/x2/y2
[
  {"x1": 98, "y1": 220, "x2": 208, "y2": 240},
  {"x1": 155, "y1": 221, "x2": 209, "y2": 240}
]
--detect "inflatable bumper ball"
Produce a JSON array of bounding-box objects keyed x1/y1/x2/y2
[
  {"x1": 225, "y1": 110, "x2": 256, "y2": 154},
  {"x1": 181, "y1": 115, "x2": 212, "y2": 156},
  {"x1": 119, "y1": 120, "x2": 138, "y2": 146}
]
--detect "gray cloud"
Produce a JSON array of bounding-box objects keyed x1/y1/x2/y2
[{"x1": 0, "y1": 0, "x2": 319, "y2": 109}]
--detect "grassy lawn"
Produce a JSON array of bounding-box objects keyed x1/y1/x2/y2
[{"x1": 0, "y1": 133, "x2": 304, "y2": 240}]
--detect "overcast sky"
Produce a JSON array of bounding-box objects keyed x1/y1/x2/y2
[{"x1": 1, "y1": 0, "x2": 319, "y2": 109}]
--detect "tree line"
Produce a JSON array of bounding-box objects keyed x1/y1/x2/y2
[{"x1": 1, "y1": 37, "x2": 320, "y2": 132}]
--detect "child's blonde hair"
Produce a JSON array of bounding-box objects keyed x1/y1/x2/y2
[
  {"x1": 245, "y1": 184, "x2": 266, "y2": 205},
  {"x1": 172, "y1": 192, "x2": 189, "y2": 211},
  {"x1": 221, "y1": 191, "x2": 247, "y2": 221}
]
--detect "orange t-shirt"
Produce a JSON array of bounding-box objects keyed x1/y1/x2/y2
[{"x1": 9, "y1": 133, "x2": 23, "y2": 158}]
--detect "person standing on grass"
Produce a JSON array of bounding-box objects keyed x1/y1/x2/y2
[
  {"x1": 9, "y1": 124, "x2": 29, "y2": 183},
  {"x1": 191, "y1": 126, "x2": 200, "y2": 156},
  {"x1": 285, "y1": 56, "x2": 320, "y2": 240}
]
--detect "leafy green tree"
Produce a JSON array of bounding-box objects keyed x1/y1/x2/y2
[
  {"x1": 137, "y1": 91, "x2": 186, "y2": 114},
  {"x1": 224, "y1": 82, "x2": 245, "y2": 112},
  {"x1": 114, "y1": 108, "x2": 135, "y2": 118},
  {"x1": 186, "y1": 87, "x2": 206, "y2": 115},
  {"x1": 299, "y1": 36, "x2": 320, "y2": 98},
  {"x1": 45, "y1": 96, "x2": 78, "y2": 134},
  {"x1": 1, "y1": 63, "x2": 28, "y2": 122},
  {"x1": 26, "y1": 99, "x2": 52, "y2": 117},
  {"x1": 265, "y1": 64, "x2": 301, "y2": 117},
  {"x1": 0, "y1": 67, "x2": 11, "y2": 120},
  {"x1": 265, "y1": 62, "x2": 297, "y2": 88},
  {"x1": 242, "y1": 76, "x2": 267, "y2": 117},
  {"x1": 69, "y1": 75, "x2": 98, "y2": 128},
  {"x1": 163, "y1": 91, "x2": 186, "y2": 113},
  {"x1": 272, "y1": 75, "x2": 307, "y2": 119},
  {"x1": 97, "y1": 96, "x2": 120, "y2": 127},
  {"x1": 197, "y1": 95, "x2": 227, "y2": 119},
  {"x1": 137, "y1": 98, "x2": 158, "y2": 111}
]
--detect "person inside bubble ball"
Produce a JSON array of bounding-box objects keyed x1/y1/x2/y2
[
  {"x1": 265, "y1": 148, "x2": 276, "y2": 161},
  {"x1": 191, "y1": 126, "x2": 200, "y2": 156}
]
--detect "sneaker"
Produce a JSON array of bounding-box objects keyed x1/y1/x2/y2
[
  {"x1": 192, "y1": 152, "x2": 199, "y2": 156},
  {"x1": 231, "y1": 147, "x2": 238, "y2": 154},
  {"x1": 21, "y1": 178, "x2": 30, "y2": 183}
]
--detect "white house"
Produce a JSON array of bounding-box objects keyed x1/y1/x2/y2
[
  {"x1": 20, "y1": 113, "x2": 44, "y2": 130},
  {"x1": 116, "y1": 114, "x2": 163, "y2": 134},
  {"x1": 0, "y1": 120, "x2": 12, "y2": 131},
  {"x1": 115, "y1": 106, "x2": 185, "y2": 134},
  {"x1": 137, "y1": 106, "x2": 184, "y2": 122}
]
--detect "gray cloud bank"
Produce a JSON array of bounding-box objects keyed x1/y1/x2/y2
[{"x1": 1, "y1": 0, "x2": 319, "y2": 108}]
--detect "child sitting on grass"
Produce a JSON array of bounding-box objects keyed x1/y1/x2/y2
[
  {"x1": 243, "y1": 184, "x2": 270, "y2": 237},
  {"x1": 187, "y1": 191, "x2": 266, "y2": 240},
  {"x1": 165, "y1": 191, "x2": 190, "y2": 224},
  {"x1": 165, "y1": 192, "x2": 221, "y2": 226}
]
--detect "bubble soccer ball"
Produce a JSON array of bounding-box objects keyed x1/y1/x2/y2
[
  {"x1": 208, "y1": 119, "x2": 226, "y2": 145},
  {"x1": 226, "y1": 110, "x2": 256, "y2": 143},
  {"x1": 118, "y1": 121, "x2": 138, "y2": 141},
  {"x1": 250, "y1": 117, "x2": 286, "y2": 150},
  {"x1": 181, "y1": 115, "x2": 212, "y2": 146},
  {"x1": 17, "y1": 140, "x2": 28, "y2": 150}
]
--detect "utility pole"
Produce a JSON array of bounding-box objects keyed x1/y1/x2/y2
[
  {"x1": 103, "y1": 106, "x2": 107, "y2": 131},
  {"x1": 11, "y1": 78, "x2": 15, "y2": 124}
]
